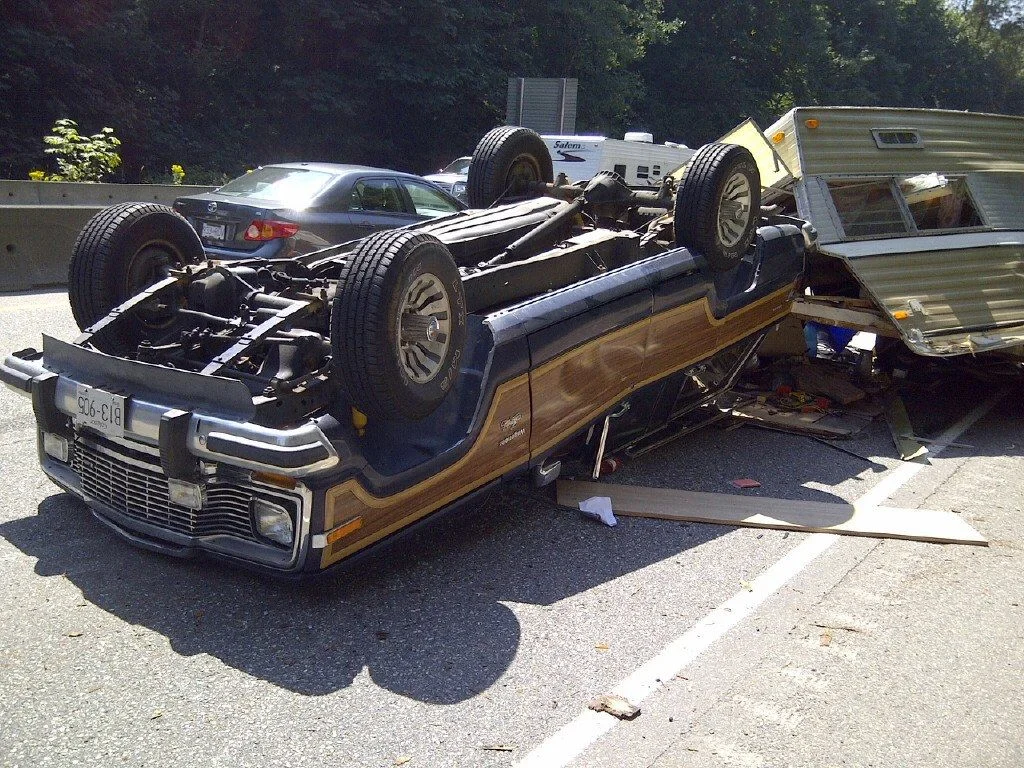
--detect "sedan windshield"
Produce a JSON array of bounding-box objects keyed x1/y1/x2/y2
[
  {"x1": 216, "y1": 167, "x2": 336, "y2": 206},
  {"x1": 441, "y1": 157, "x2": 471, "y2": 174}
]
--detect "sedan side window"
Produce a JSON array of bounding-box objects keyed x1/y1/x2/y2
[
  {"x1": 350, "y1": 179, "x2": 406, "y2": 213},
  {"x1": 403, "y1": 181, "x2": 461, "y2": 218}
]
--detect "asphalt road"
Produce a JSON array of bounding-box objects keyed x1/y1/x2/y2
[{"x1": 1, "y1": 290, "x2": 1021, "y2": 768}]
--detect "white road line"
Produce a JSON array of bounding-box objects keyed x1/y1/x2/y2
[{"x1": 515, "y1": 388, "x2": 1005, "y2": 768}]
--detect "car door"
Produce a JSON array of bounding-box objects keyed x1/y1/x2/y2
[{"x1": 347, "y1": 176, "x2": 420, "y2": 237}]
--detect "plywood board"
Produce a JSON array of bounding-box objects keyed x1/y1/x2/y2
[
  {"x1": 791, "y1": 298, "x2": 902, "y2": 338},
  {"x1": 557, "y1": 480, "x2": 987, "y2": 546}
]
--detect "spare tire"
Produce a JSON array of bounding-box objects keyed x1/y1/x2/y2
[
  {"x1": 467, "y1": 126, "x2": 553, "y2": 208},
  {"x1": 674, "y1": 143, "x2": 760, "y2": 273},
  {"x1": 68, "y1": 202, "x2": 204, "y2": 331},
  {"x1": 331, "y1": 230, "x2": 467, "y2": 422}
]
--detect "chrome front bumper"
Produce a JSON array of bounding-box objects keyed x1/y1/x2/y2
[
  {"x1": 2, "y1": 339, "x2": 341, "y2": 573},
  {"x1": 2, "y1": 340, "x2": 341, "y2": 477}
]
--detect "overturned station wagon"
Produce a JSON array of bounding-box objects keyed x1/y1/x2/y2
[{"x1": 2, "y1": 127, "x2": 809, "y2": 577}]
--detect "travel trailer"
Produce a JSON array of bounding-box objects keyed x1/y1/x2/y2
[
  {"x1": 724, "y1": 107, "x2": 1024, "y2": 358},
  {"x1": 543, "y1": 132, "x2": 695, "y2": 186}
]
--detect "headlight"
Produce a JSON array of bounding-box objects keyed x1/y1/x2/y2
[
  {"x1": 168, "y1": 478, "x2": 204, "y2": 509},
  {"x1": 42, "y1": 432, "x2": 70, "y2": 463},
  {"x1": 253, "y1": 498, "x2": 294, "y2": 546},
  {"x1": 452, "y1": 181, "x2": 467, "y2": 200}
]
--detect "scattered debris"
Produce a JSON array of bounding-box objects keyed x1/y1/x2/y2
[
  {"x1": 150, "y1": 711, "x2": 163, "y2": 720},
  {"x1": 812, "y1": 622, "x2": 866, "y2": 634},
  {"x1": 740, "y1": 580, "x2": 754, "y2": 592},
  {"x1": 557, "y1": 480, "x2": 988, "y2": 546},
  {"x1": 578, "y1": 496, "x2": 618, "y2": 527},
  {"x1": 481, "y1": 744, "x2": 516, "y2": 752},
  {"x1": 900, "y1": 434, "x2": 974, "y2": 449},
  {"x1": 730, "y1": 478, "x2": 761, "y2": 489},
  {"x1": 819, "y1": 631, "x2": 833, "y2": 647},
  {"x1": 884, "y1": 394, "x2": 929, "y2": 461},
  {"x1": 67, "y1": 631, "x2": 83, "y2": 638},
  {"x1": 394, "y1": 756, "x2": 412, "y2": 766},
  {"x1": 595, "y1": 643, "x2": 610, "y2": 652},
  {"x1": 588, "y1": 694, "x2": 641, "y2": 720},
  {"x1": 792, "y1": 362, "x2": 866, "y2": 405},
  {"x1": 376, "y1": 631, "x2": 389, "y2": 641},
  {"x1": 730, "y1": 401, "x2": 860, "y2": 437},
  {"x1": 599, "y1": 456, "x2": 623, "y2": 475}
]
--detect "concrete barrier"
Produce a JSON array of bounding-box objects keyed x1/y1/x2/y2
[{"x1": 0, "y1": 180, "x2": 214, "y2": 292}]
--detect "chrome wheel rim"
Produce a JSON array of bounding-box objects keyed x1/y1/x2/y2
[
  {"x1": 397, "y1": 272, "x2": 452, "y2": 383},
  {"x1": 717, "y1": 172, "x2": 753, "y2": 248}
]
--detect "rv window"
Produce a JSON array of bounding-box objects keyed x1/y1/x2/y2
[
  {"x1": 637, "y1": 165, "x2": 650, "y2": 179},
  {"x1": 652, "y1": 165, "x2": 662, "y2": 177},
  {"x1": 872, "y1": 129, "x2": 924, "y2": 149},
  {"x1": 897, "y1": 174, "x2": 982, "y2": 230},
  {"x1": 827, "y1": 179, "x2": 910, "y2": 238},
  {"x1": 613, "y1": 164, "x2": 627, "y2": 177}
]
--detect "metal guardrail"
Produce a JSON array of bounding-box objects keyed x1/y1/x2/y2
[{"x1": 0, "y1": 180, "x2": 214, "y2": 292}]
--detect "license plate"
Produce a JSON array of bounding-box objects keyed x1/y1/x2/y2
[
  {"x1": 201, "y1": 221, "x2": 226, "y2": 240},
  {"x1": 74, "y1": 384, "x2": 127, "y2": 437}
]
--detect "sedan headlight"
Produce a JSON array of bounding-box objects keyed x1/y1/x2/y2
[
  {"x1": 452, "y1": 181, "x2": 467, "y2": 201},
  {"x1": 253, "y1": 498, "x2": 294, "y2": 546}
]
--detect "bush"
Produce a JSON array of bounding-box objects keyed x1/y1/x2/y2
[{"x1": 41, "y1": 119, "x2": 122, "y2": 182}]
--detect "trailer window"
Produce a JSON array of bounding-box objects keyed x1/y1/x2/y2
[
  {"x1": 613, "y1": 164, "x2": 627, "y2": 178},
  {"x1": 637, "y1": 165, "x2": 650, "y2": 180},
  {"x1": 827, "y1": 179, "x2": 910, "y2": 237},
  {"x1": 897, "y1": 174, "x2": 982, "y2": 230},
  {"x1": 652, "y1": 165, "x2": 662, "y2": 177}
]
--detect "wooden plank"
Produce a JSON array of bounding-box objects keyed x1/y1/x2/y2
[
  {"x1": 791, "y1": 298, "x2": 902, "y2": 338},
  {"x1": 557, "y1": 480, "x2": 987, "y2": 546},
  {"x1": 802, "y1": 295, "x2": 878, "y2": 310}
]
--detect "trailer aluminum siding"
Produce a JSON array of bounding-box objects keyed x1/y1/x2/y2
[{"x1": 767, "y1": 107, "x2": 1024, "y2": 357}]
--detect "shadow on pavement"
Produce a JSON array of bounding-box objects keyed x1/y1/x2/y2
[
  {"x1": 2, "y1": 373, "x2": 1017, "y2": 703},
  {"x1": 0, "y1": 481, "x2": 728, "y2": 703}
]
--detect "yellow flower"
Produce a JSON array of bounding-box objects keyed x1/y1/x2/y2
[{"x1": 29, "y1": 170, "x2": 45, "y2": 181}]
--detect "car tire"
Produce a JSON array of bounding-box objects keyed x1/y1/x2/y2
[
  {"x1": 467, "y1": 126, "x2": 553, "y2": 208},
  {"x1": 68, "y1": 202, "x2": 204, "y2": 331},
  {"x1": 674, "y1": 143, "x2": 761, "y2": 273},
  {"x1": 331, "y1": 230, "x2": 467, "y2": 422}
]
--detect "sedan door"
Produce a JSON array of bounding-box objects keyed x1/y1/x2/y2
[{"x1": 347, "y1": 176, "x2": 420, "y2": 237}]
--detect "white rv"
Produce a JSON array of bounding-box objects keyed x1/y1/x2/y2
[
  {"x1": 723, "y1": 107, "x2": 1024, "y2": 359},
  {"x1": 542, "y1": 132, "x2": 695, "y2": 187}
]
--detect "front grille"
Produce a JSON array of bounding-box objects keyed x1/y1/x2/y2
[{"x1": 71, "y1": 439, "x2": 266, "y2": 542}]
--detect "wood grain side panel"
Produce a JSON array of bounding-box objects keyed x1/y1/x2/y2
[
  {"x1": 637, "y1": 285, "x2": 795, "y2": 389},
  {"x1": 528, "y1": 320, "x2": 649, "y2": 456},
  {"x1": 318, "y1": 283, "x2": 795, "y2": 568},
  {"x1": 640, "y1": 300, "x2": 719, "y2": 385},
  {"x1": 320, "y1": 376, "x2": 531, "y2": 568}
]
